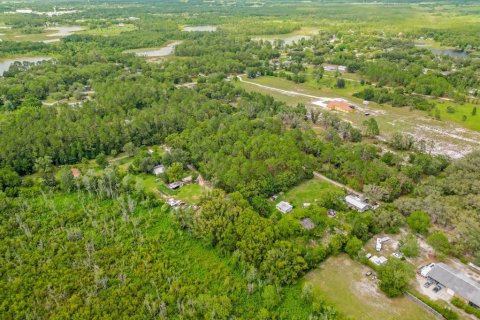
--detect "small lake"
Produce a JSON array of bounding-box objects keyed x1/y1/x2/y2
[
  {"x1": 254, "y1": 35, "x2": 311, "y2": 45},
  {"x1": 415, "y1": 43, "x2": 469, "y2": 58},
  {"x1": 0, "y1": 57, "x2": 51, "y2": 74},
  {"x1": 429, "y1": 48, "x2": 468, "y2": 58},
  {"x1": 128, "y1": 41, "x2": 182, "y2": 57},
  {"x1": 46, "y1": 26, "x2": 83, "y2": 37},
  {"x1": 182, "y1": 25, "x2": 217, "y2": 32}
]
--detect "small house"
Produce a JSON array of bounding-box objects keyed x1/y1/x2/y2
[
  {"x1": 345, "y1": 195, "x2": 370, "y2": 212},
  {"x1": 152, "y1": 165, "x2": 165, "y2": 176},
  {"x1": 327, "y1": 100, "x2": 354, "y2": 113},
  {"x1": 166, "y1": 198, "x2": 183, "y2": 208},
  {"x1": 276, "y1": 201, "x2": 293, "y2": 214},
  {"x1": 70, "y1": 168, "x2": 81, "y2": 179}
]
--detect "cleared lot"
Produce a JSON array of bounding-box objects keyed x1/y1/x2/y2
[{"x1": 305, "y1": 255, "x2": 435, "y2": 320}]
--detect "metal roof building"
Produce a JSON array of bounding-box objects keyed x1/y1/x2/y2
[
  {"x1": 276, "y1": 201, "x2": 293, "y2": 214},
  {"x1": 345, "y1": 195, "x2": 370, "y2": 212},
  {"x1": 427, "y1": 263, "x2": 480, "y2": 308}
]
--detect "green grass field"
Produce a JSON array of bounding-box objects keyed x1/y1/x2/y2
[
  {"x1": 305, "y1": 255, "x2": 435, "y2": 320},
  {"x1": 80, "y1": 24, "x2": 136, "y2": 36},
  {"x1": 280, "y1": 177, "x2": 340, "y2": 209},
  {"x1": 176, "y1": 184, "x2": 205, "y2": 204},
  {"x1": 435, "y1": 102, "x2": 480, "y2": 131}
]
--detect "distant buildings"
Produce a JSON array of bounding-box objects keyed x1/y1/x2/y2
[
  {"x1": 276, "y1": 201, "x2": 293, "y2": 214},
  {"x1": 345, "y1": 195, "x2": 370, "y2": 212},
  {"x1": 323, "y1": 64, "x2": 347, "y2": 72}
]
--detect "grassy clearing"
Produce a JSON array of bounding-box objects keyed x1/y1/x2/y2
[
  {"x1": 434, "y1": 101, "x2": 480, "y2": 131},
  {"x1": 80, "y1": 24, "x2": 136, "y2": 36},
  {"x1": 175, "y1": 183, "x2": 204, "y2": 204},
  {"x1": 279, "y1": 177, "x2": 339, "y2": 209},
  {"x1": 305, "y1": 255, "x2": 435, "y2": 320}
]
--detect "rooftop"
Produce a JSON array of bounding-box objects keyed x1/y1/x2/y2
[
  {"x1": 345, "y1": 195, "x2": 369, "y2": 211},
  {"x1": 427, "y1": 263, "x2": 480, "y2": 306},
  {"x1": 276, "y1": 201, "x2": 293, "y2": 213},
  {"x1": 327, "y1": 100, "x2": 354, "y2": 113}
]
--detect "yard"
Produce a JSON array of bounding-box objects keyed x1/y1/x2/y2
[
  {"x1": 305, "y1": 254, "x2": 435, "y2": 320},
  {"x1": 279, "y1": 177, "x2": 341, "y2": 210}
]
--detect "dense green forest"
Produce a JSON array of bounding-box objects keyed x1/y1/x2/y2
[{"x1": 1, "y1": 1, "x2": 480, "y2": 319}]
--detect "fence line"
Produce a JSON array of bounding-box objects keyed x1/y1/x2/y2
[{"x1": 405, "y1": 292, "x2": 445, "y2": 319}]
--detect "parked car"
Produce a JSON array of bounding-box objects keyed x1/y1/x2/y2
[
  {"x1": 424, "y1": 281, "x2": 433, "y2": 288},
  {"x1": 365, "y1": 271, "x2": 372, "y2": 276},
  {"x1": 433, "y1": 286, "x2": 442, "y2": 293}
]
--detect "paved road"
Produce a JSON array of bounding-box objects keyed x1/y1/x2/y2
[{"x1": 313, "y1": 171, "x2": 363, "y2": 197}]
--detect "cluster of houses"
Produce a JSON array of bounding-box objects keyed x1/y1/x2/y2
[{"x1": 419, "y1": 263, "x2": 480, "y2": 309}]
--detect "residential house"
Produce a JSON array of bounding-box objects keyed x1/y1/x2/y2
[
  {"x1": 276, "y1": 201, "x2": 293, "y2": 214},
  {"x1": 345, "y1": 195, "x2": 370, "y2": 212}
]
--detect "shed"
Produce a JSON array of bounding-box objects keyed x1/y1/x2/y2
[
  {"x1": 167, "y1": 182, "x2": 182, "y2": 190},
  {"x1": 327, "y1": 100, "x2": 354, "y2": 113},
  {"x1": 370, "y1": 255, "x2": 388, "y2": 266},
  {"x1": 152, "y1": 165, "x2": 165, "y2": 176},
  {"x1": 276, "y1": 201, "x2": 293, "y2": 214},
  {"x1": 300, "y1": 218, "x2": 315, "y2": 230},
  {"x1": 427, "y1": 263, "x2": 480, "y2": 308},
  {"x1": 345, "y1": 195, "x2": 370, "y2": 212}
]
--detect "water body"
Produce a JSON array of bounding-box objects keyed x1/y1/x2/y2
[
  {"x1": 182, "y1": 25, "x2": 217, "y2": 32},
  {"x1": 0, "y1": 57, "x2": 51, "y2": 74},
  {"x1": 415, "y1": 43, "x2": 469, "y2": 58},
  {"x1": 429, "y1": 48, "x2": 468, "y2": 58},
  {"x1": 129, "y1": 41, "x2": 182, "y2": 57}
]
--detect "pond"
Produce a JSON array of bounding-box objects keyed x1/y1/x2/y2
[
  {"x1": 429, "y1": 48, "x2": 468, "y2": 58},
  {"x1": 182, "y1": 25, "x2": 217, "y2": 32},
  {"x1": 127, "y1": 41, "x2": 182, "y2": 58},
  {"x1": 0, "y1": 57, "x2": 51, "y2": 75},
  {"x1": 415, "y1": 43, "x2": 469, "y2": 58}
]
